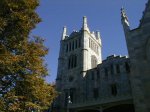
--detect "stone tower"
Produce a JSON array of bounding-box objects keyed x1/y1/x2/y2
[
  {"x1": 53, "y1": 2, "x2": 150, "y2": 111},
  {"x1": 55, "y1": 16, "x2": 102, "y2": 111},
  {"x1": 121, "y1": 1, "x2": 150, "y2": 112}
]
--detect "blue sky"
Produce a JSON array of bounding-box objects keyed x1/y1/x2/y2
[{"x1": 32, "y1": 0, "x2": 147, "y2": 83}]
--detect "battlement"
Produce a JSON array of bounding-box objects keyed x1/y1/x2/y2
[
  {"x1": 61, "y1": 16, "x2": 101, "y2": 44},
  {"x1": 87, "y1": 54, "x2": 130, "y2": 75},
  {"x1": 62, "y1": 28, "x2": 100, "y2": 43},
  {"x1": 103, "y1": 54, "x2": 128, "y2": 62},
  {"x1": 63, "y1": 31, "x2": 81, "y2": 41}
]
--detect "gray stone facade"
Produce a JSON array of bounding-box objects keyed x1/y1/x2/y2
[
  {"x1": 122, "y1": 0, "x2": 150, "y2": 112},
  {"x1": 53, "y1": 1, "x2": 150, "y2": 112}
]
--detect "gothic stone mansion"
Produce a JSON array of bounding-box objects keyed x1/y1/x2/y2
[{"x1": 53, "y1": 1, "x2": 150, "y2": 112}]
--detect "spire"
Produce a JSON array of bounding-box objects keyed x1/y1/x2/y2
[
  {"x1": 61, "y1": 26, "x2": 67, "y2": 40},
  {"x1": 121, "y1": 7, "x2": 130, "y2": 27},
  {"x1": 82, "y1": 16, "x2": 89, "y2": 31}
]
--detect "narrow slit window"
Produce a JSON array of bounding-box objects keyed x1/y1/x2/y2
[
  {"x1": 72, "y1": 41, "x2": 74, "y2": 50},
  {"x1": 105, "y1": 68, "x2": 108, "y2": 79},
  {"x1": 75, "y1": 40, "x2": 78, "y2": 49},
  {"x1": 78, "y1": 38, "x2": 81, "y2": 47},
  {"x1": 111, "y1": 84, "x2": 117, "y2": 96},
  {"x1": 110, "y1": 64, "x2": 114, "y2": 75},
  {"x1": 66, "y1": 44, "x2": 68, "y2": 52},
  {"x1": 93, "y1": 88, "x2": 99, "y2": 99},
  {"x1": 116, "y1": 64, "x2": 120, "y2": 73},
  {"x1": 69, "y1": 42, "x2": 71, "y2": 51},
  {"x1": 125, "y1": 62, "x2": 130, "y2": 73}
]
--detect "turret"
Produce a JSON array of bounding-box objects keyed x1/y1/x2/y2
[
  {"x1": 57, "y1": 26, "x2": 67, "y2": 80},
  {"x1": 121, "y1": 7, "x2": 130, "y2": 32},
  {"x1": 81, "y1": 16, "x2": 89, "y2": 77}
]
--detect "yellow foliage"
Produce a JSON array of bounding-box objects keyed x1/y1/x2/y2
[{"x1": 0, "y1": 0, "x2": 57, "y2": 111}]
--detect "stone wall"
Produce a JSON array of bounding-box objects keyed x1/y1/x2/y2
[{"x1": 122, "y1": 1, "x2": 150, "y2": 112}]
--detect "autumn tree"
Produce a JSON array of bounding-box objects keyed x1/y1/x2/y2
[{"x1": 0, "y1": 0, "x2": 57, "y2": 111}]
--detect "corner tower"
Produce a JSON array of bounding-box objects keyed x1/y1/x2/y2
[
  {"x1": 81, "y1": 16, "x2": 102, "y2": 76},
  {"x1": 55, "y1": 16, "x2": 102, "y2": 111}
]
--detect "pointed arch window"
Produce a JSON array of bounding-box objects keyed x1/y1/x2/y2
[
  {"x1": 91, "y1": 55, "x2": 97, "y2": 68},
  {"x1": 69, "y1": 42, "x2": 71, "y2": 51},
  {"x1": 125, "y1": 62, "x2": 130, "y2": 73},
  {"x1": 104, "y1": 68, "x2": 108, "y2": 79},
  {"x1": 111, "y1": 83, "x2": 117, "y2": 96},
  {"x1": 91, "y1": 71, "x2": 94, "y2": 80},
  {"x1": 68, "y1": 55, "x2": 77, "y2": 69},
  {"x1": 66, "y1": 44, "x2": 68, "y2": 52},
  {"x1": 97, "y1": 69, "x2": 100, "y2": 80},
  {"x1": 75, "y1": 40, "x2": 78, "y2": 49},
  {"x1": 110, "y1": 64, "x2": 114, "y2": 75},
  {"x1": 116, "y1": 64, "x2": 120, "y2": 73},
  {"x1": 72, "y1": 41, "x2": 74, "y2": 50},
  {"x1": 78, "y1": 38, "x2": 81, "y2": 47},
  {"x1": 93, "y1": 88, "x2": 99, "y2": 99}
]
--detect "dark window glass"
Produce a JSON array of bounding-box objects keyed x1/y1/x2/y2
[
  {"x1": 91, "y1": 71, "x2": 94, "y2": 80},
  {"x1": 69, "y1": 76, "x2": 74, "y2": 82},
  {"x1": 79, "y1": 38, "x2": 81, "y2": 47},
  {"x1": 97, "y1": 69, "x2": 100, "y2": 79},
  {"x1": 71, "y1": 56, "x2": 73, "y2": 68},
  {"x1": 75, "y1": 40, "x2": 78, "y2": 49},
  {"x1": 72, "y1": 41, "x2": 74, "y2": 50},
  {"x1": 116, "y1": 64, "x2": 120, "y2": 73},
  {"x1": 68, "y1": 55, "x2": 77, "y2": 69},
  {"x1": 93, "y1": 88, "x2": 99, "y2": 99},
  {"x1": 105, "y1": 68, "x2": 108, "y2": 79},
  {"x1": 66, "y1": 44, "x2": 68, "y2": 52},
  {"x1": 69, "y1": 42, "x2": 71, "y2": 51},
  {"x1": 125, "y1": 62, "x2": 130, "y2": 73},
  {"x1": 74, "y1": 55, "x2": 77, "y2": 67},
  {"x1": 110, "y1": 64, "x2": 114, "y2": 75},
  {"x1": 111, "y1": 84, "x2": 117, "y2": 96},
  {"x1": 68, "y1": 58, "x2": 71, "y2": 69}
]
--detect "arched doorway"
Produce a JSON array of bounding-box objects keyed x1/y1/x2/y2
[{"x1": 104, "y1": 104, "x2": 135, "y2": 112}]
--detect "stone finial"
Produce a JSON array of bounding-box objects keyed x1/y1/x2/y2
[
  {"x1": 91, "y1": 31, "x2": 95, "y2": 37},
  {"x1": 82, "y1": 16, "x2": 89, "y2": 31},
  {"x1": 96, "y1": 31, "x2": 101, "y2": 39},
  {"x1": 121, "y1": 7, "x2": 130, "y2": 27},
  {"x1": 61, "y1": 26, "x2": 67, "y2": 40}
]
